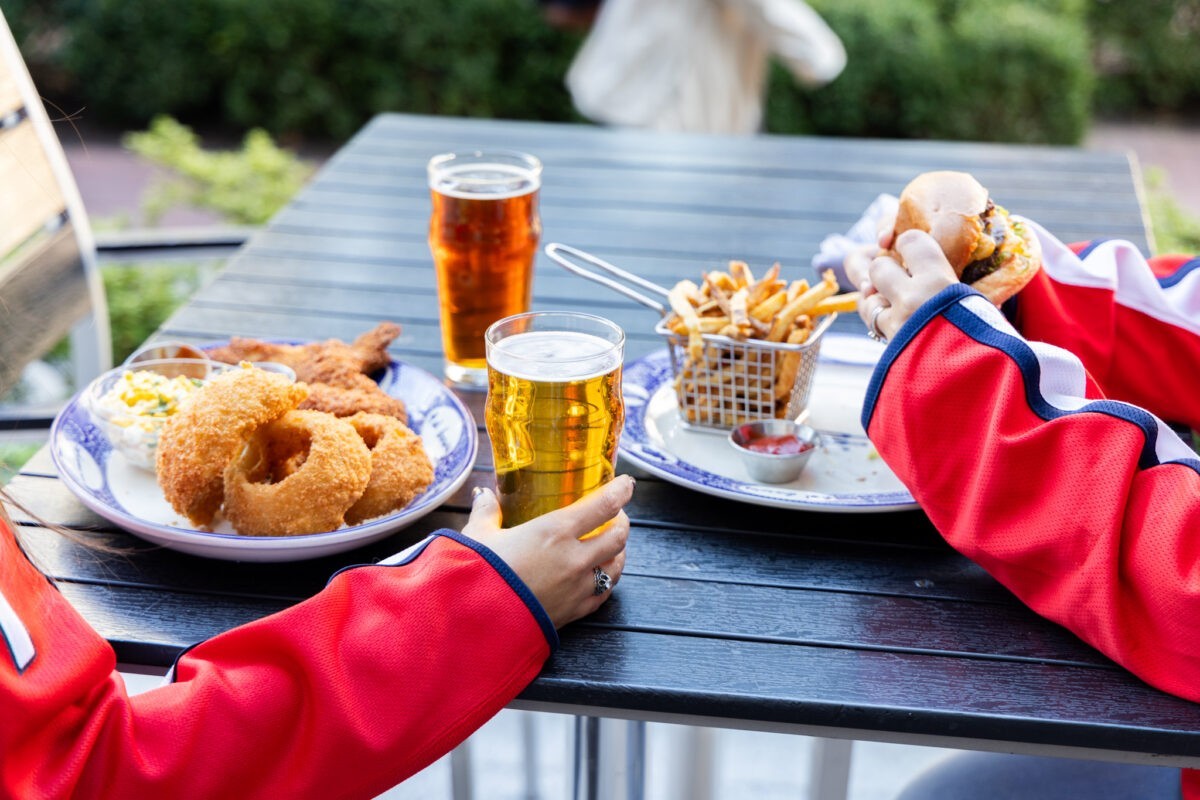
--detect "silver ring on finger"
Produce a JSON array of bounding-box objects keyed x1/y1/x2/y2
[
  {"x1": 867, "y1": 302, "x2": 889, "y2": 344},
  {"x1": 593, "y1": 566, "x2": 613, "y2": 595}
]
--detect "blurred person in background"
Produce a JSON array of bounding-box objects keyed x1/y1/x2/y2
[
  {"x1": 538, "y1": 0, "x2": 601, "y2": 31},
  {"x1": 564, "y1": 0, "x2": 845, "y2": 135}
]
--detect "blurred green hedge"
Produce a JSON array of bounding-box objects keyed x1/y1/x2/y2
[
  {"x1": 1088, "y1": 0, "x2": 1200, "y2": 115},
  {"x1": 7, "y1": 0, "x2": 585, "y2": 141},
  {"x1": 767, "y1": 0, "x2": 1094, "y2": 144},
  {"x1": 4, "y1": 0, "x2": 1194, "y2": 146}
]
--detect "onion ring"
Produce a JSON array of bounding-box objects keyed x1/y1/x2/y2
[
  {"x1": 156, "y1": 367, "x2": 308, "y2": 528},
  {"x1": 343, "y1": 412, "x2": 435, "y2": 525},
  {"x1": 222, "y1": 410, "x2": 371, "y2": 536}
]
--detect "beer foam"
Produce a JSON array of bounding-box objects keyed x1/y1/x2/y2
[
  {"x1": 489, "y1": 331, "x2": 621, "y2": 382},
  {"x1": 431, "y1": 162, "x2": 540, "y2": 200}
]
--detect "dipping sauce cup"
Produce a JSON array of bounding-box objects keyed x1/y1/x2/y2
[{"x1": 729, "y1": 419, "x2": 820, "y2": 483}]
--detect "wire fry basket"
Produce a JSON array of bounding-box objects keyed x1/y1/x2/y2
[{"x1": 546, "y1": 243, "x2": 835, "y2": 432}]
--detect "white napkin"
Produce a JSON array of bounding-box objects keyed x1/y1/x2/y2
[{"x1": 811, "y1": 193, "x2": 898, "y2": 291}]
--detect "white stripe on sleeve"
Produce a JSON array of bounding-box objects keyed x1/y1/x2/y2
[
  {"x1": 0, "y1": 587, "x2": 34, "y2": 671},
  {"x1": 1023, "y1": 219, "x2": 1200, "y2": 337}
]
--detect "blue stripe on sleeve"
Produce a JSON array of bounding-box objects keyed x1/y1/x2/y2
[
  {"x1": 1158, "y1": 257, "x2": 1200, "y2": 289},
  {"x1": 862, "y1": 286, "x2": 1200, "y2": 477},
  {"x1": 433, "y1": 529, "x2": 559, "y2": 652},
  {"x1": 163, "y1": 530, "x2": 561, "y2": 685},
  {"x1": 941, "y1": 303, "x2": 1161, "y2": 468},
  {"x1": 1075, "y1": 239, "x2": 1111, "y2": 259},
  {"x1": 861, "y1": 283, "x2": 975, "y2": 433}
]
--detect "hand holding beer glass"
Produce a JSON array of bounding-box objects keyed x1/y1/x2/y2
[
  {"x1": 485, "y1": 312, "x2": 625, "y2": 529},
  {"x1": 428, "y1": 150, "x2": 542, "y2": 387}
]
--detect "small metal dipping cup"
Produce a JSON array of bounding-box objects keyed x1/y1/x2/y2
[{"x1": 728, "y1": 419, "x2": 820, "y2": 484}]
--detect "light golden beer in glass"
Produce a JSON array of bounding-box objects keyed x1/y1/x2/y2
[
  {"x1": 428, "y1": 150, "x2": 542, "y2": 387},
  {"x1": 485, "y1": 312, "x2": 625, "y2": 528}
]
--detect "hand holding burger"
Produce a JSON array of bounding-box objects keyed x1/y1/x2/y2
[
  {"x1": 846, "y1": 170, "x2": 1043, "y2": 342},
  {"x1": 892, "y1": 170, "x2": 1042, "y2": 305},
  {"x1": 850, "y1": 231, "x2": 959, "y2": 343}
]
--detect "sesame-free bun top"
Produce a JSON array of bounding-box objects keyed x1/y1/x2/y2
[{"x1": 893, "y1": 170, "x2": 1042, "y2": 305}]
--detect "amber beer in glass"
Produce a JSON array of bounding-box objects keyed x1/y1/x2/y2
[
  {"x1": 428, "y1": 150, "x2": 542, "y2": 386},
  {"x1": 485, "y1": 312, "x2": 625, "y2": 528}
]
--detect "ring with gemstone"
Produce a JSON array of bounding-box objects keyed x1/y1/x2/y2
[{"x1": 593, "y1": 567, "x2": 613, "y2": 595}]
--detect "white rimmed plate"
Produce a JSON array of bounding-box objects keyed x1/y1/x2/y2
[
  {"x1": 620, "y1": 345, "x2": 916, "y2": 512},
  {"x1": 50, "y1": 355, "x2": 477, "y2": 561}
]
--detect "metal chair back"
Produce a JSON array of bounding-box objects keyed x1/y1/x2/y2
[{"x1": 0, "y1": 10, "x2": 111, "y2": 402}]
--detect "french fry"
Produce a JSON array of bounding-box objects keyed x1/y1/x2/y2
[
  {"x1": 669, "y1": 315, "x2": 731, "y2": 335},
  {"x1": 745, "y1": 263, "x2": 781, "y2": 308},
  {"x1": 749, "y1": 288, "x2": 788, "y2": 322},
  {"x1": 729, "y1": 287, "x2": 750, "y2": 331},
  {"x1": 708, "y1": 282, "x2": 733, "y2": 316},
  {"x1": 766, "y1": 272, "x2": 838, "y2": 342},
  {"x1": 668, "y1": 279, "x2": 705, "y2": 360},
  {"x1": 811, "y1": 291, "x2": 861, "y2": 316},
  {"x1": 668, "y1": 280, "x2": 702, "y2": 326},
  {"x1": 747, "y1": 316, "x2": 771, "y2": 337},
  {"x1": 774, "y1": 326, "x2": 812, "y2": 400},
  {"x1": 706, "y1": 270, "x2": 738, "y2": 294},
  {"x1": 662, "y1": 261, "x2": 860, "y2": 427},
  {"x1": 728, "y1": 260, "x2": 755, "y2": 288}
]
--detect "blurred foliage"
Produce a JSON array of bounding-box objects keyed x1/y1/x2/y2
[
  {"x1": 768, "y1": 0, "x2": 1092, "y2": 144},
  {"x1": 3, "y1": 0, "x2": 1196, "y2": 142},
  {"x1": 102, "y1": 263, "x2": 211, "y2": 363},
  {"x1": 8, "y1": 0, "x2": 585, "y2": 141},
  {"x1": 123, "y1": 116, "x2": 313, "y2": 225},
  {"x1": 942, "y1": 1, "x2": 1093, "y2": 144},
  {"x1": 1088, "y1": 0, "x2": 1200, "y2": 115},
  {"x1": 1145, "y1": 168, "x2": 1200, "y2": 256},
  {"x1": 0, "y1": 443, "x2": 40, "y2": 484},
  {"x1": 766, "y1": 0, "x2": 949, "y2": 138}
]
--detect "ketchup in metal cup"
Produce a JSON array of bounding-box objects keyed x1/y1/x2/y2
[{"x1": 743, "y1": 433, "x2": 813, "y2": 456}]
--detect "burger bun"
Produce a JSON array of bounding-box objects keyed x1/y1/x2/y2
[{"x1": 894, "y1": 171, "x2": 1041, "y2": 305}]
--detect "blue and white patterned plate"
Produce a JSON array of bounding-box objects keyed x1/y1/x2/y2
[
  {"x1": 620, "y1": 348, "x2": 917, "y2": 513},
  {"x1": 50, "y1": 355, "x2": 477, "y2": 562}
]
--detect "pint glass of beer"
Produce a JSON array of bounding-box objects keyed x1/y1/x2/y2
[
  {"x1": 485, "y1": 312, "x2": 625, "y2": 528},
  {"x1": 428, "y1": 150, "x2": 542, "y2": 387}
]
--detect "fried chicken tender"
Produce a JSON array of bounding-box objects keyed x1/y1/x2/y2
[
  {"x1": 156, "y1": 368, "x2": 308, "y2": 528},
  {"x1": 222, "y1": 410, "x2": 373, "y2": 536},
  {"x1": 300, "y1": 381, "x2": 408, "y2": 422},
  {"x1": 207, "y1": 322, "x2": 399, "y2": 381},
  {"x1": 343, "y1": 412, "x2": 434, "y2": 525},
  {"x1": 207, "y1": 322, "x2": 407, "y2": 422}
]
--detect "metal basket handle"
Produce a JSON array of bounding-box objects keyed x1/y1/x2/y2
[
  {"x1": 544, "y1": 243, "x2": 669, "y2": 316},
  {"x1": 808, "y1": 308, "x2": 839, "y2": 346}
]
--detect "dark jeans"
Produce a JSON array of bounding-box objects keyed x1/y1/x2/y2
[{"x1": 896, "y1": 752, "x2": 1182, "y2": 800}]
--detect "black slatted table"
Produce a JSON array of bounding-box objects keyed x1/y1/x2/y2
[{"x1": 12, "y1": 115, "x2": 1200, "y2": 785}]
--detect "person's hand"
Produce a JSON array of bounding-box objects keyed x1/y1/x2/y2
[
  {"x1": 462, "y1": 475, "x2": 634, "y2": 629},
  {"x1": 843, "y1": 241, "x2": 881, "y2": 293},
  {"x1": 844, "y1": 209, "x2": 897, "y2": 320},
  {"x1": 856, "y1": 230, "x2": 958, "y2": 342}
]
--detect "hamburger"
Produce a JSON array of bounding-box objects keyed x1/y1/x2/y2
[{"x1": 893, "y1": 171, "x2": 1042, "y2": 305}]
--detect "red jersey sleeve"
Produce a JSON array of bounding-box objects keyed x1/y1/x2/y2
[
  {"x1": 865, "y1": 284, "x2": 1200, "y2": 702},
  {"x1": 863, "y1": 277, "x2": 1200, "y2": 709},
  {"x1": 0, "y1": 526, "x2": 555, "y2": 799},
  {"x1": 1006, "y1": 223, "x2": 1200, "y2": 429}
]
